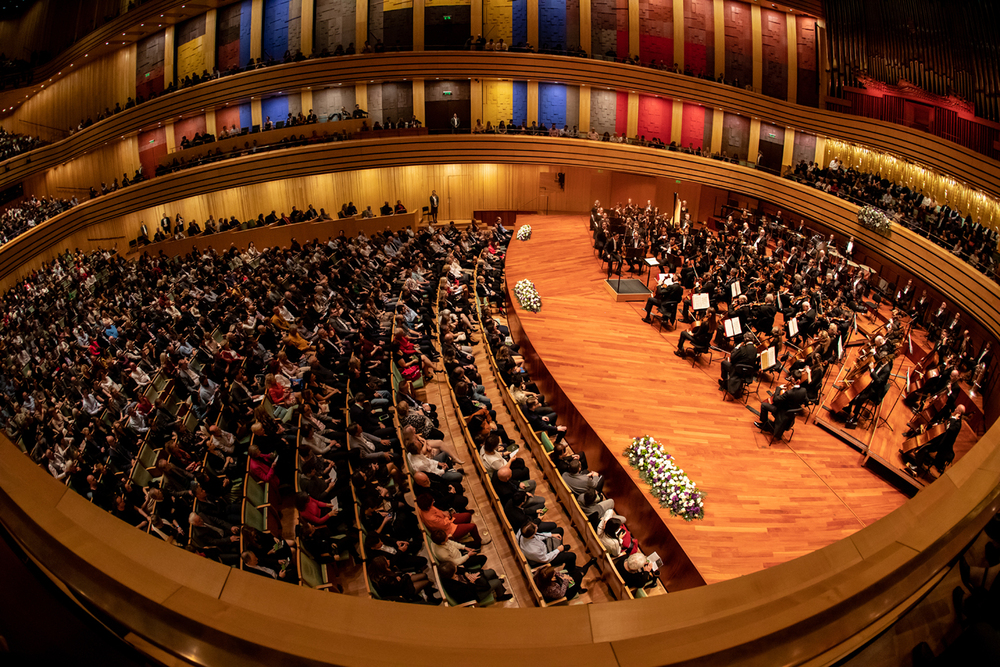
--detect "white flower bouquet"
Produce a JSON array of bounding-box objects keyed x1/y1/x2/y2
[
  {"x1": 513, "y1": 278, "x2": 542, "y2": 313},
  {"x1": 857, "y1": 205, "x2": 892, "y2": 236},
  {"x1": 624, "y1": 435, "x2": 705, "y2": 521},
  {"x1": 516, "y1": 225, "x2": 532, "y2": 241}
]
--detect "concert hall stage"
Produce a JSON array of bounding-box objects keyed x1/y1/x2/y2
[{"x1": 504, "y1": 214, "x2": 927, "y2": 587}]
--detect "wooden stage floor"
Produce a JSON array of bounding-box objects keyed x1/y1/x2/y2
[{"x1": 504, "y1": 214, "x2": 914, "y2": 585}]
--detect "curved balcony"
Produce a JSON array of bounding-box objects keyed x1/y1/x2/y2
[
  {"x1": 0, "y1": 135, "x2": 998, "y2": 666},
  {"x1": 2, "y1": 52, "x2": 999, "y2": 204}
]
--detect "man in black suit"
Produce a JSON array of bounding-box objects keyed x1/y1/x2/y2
[
  {"x1": 905, "y1": 406, "x2": 964, "y2": 475},
  {"x1": 752, "y1": 294, "x2": 777, "y2": 333},
  {"x1": 379, "y1": 201, "x2": 393, "y2": 216},
  {"x1": 641, "y1": 274, "x2": 683, "y2": 324},
  {"x1": 720, "y1": 334, "x2": 759, "y2": 397},
  {"x1": 604, "y1": 233, "x2": 623, "y2": 279},
  {"x1": 755, "y1": 369, "x2": 808, "y2": 436},
  {"x1": 429, "y1": 190, "x2": 440, "y2": 223},
  {"x1": 843, "y1": 354, "x2": 894, "y2": 428}
]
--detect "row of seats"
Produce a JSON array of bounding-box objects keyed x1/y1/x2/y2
[{"x1": 471, "y1": 251, "x2": 668, "y2": 601}]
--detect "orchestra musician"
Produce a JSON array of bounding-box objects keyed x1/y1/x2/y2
[
  {"x1": 640, "y1": 274, "x2": 683, "y2": 325},
  {"x1": 902, "y1": 370, "x2": 961, "y2": 438},
  {"x1": 754, "y1": 369, "x2": 808, "y2": 437},
  {"x1": 903, "y1": 405, "x2": 964, "y2": 476},
  {"x1": 675, "y1": 308, "x2": 717, "y2": 357},
  {"x1": 840, "y1": 352, "x2": 893, "y2": 429},
  {"x1": 719, "y1": 334, "x2": 759, "y2": 397}
]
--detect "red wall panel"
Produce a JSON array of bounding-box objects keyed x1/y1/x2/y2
[
  {"x1": 681, "y1": 102, "x2": 706, "y2": 150},
  {"x1": 637, "y1": 95, "x2": 672, "y2": 141}
]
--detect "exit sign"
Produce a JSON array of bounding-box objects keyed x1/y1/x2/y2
[
  {"x1": 443, "y1": 91, "x2": 452, "y2": 96},
  {"x1": 443, "y1": 15, "x2": 451, "y2": 19},
  {"x1": 767, "y1": 133, "x2": 776, "y2": 138}
]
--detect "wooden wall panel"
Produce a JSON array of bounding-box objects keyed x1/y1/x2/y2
[
  {"x1": 0, "y1": 48, "x2": 135, "y2": 143},
  {"x1": 20, "y1": 137, "x2": 141, "y2": 201}
]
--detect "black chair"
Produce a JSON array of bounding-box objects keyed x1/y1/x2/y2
[
  {"x1": 690, "y1": 342, "x2": 716, "y2": 367},
  {"x1": 722, "y1": 364, "x2": 757, "y2": 403},
  {"x1": 657, "y1": 301, "x2": 680, "y2": 331},
  {"x1": 768, "y1": 406, "x2": 805, "y2": 446}
]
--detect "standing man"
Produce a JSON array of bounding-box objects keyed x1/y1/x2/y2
[
  {"x1": 450, "y1": 113, "x2": 460, "y2": 133},
  {"x1": 429, "y1": 190, "x2": 440, "y2": 224}
]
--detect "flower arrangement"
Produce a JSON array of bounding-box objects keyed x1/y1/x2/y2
[
  {"x1": 513, "y1": 279, "x2": 542, "y2": 313},
  {"x1": 857, "y1": 205, "x2": 892, "y2": 236},
  {"x1": 516, "y1": 225, "x2": 532, "y2": 241},
  {"x1": 624, "y1": 435, "x2": 705, "y2": 521}
]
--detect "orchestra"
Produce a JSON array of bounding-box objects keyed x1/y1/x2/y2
[{"x1": 588, "y1": 197, "x2": 992, "y2": 478}]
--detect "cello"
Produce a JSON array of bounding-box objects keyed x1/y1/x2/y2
[
  {"x1": 899, "y1": 421, "x2": 950, "y2": 456},
  {"x1": 829, "y1": 369, "x2": 875, "y2": 413}
]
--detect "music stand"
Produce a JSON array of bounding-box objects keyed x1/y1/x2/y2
[{"x1": 644, "y1": 257, "x2": 659, "y2": 288}]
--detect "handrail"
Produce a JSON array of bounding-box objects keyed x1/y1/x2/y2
[
  {"x1": 0, "y1": 137, "x2": 999, "y2": 666},
  {"x1": 2, "y1": 52, "x2": 999, "y2": 203}
]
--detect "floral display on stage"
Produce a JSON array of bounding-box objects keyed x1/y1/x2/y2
[
  {"x1": 513, "y1": 279, "x2": 542, "y2": 312},
  {"x1": 625, "y1": 435, "x2": 705, "y2": 521},
  {"x1": 857, "y1": 205, "x2": 892, "y2": 236},
  {"x1": 516, "y1": 225, "x2": 532, "y2": 241}
]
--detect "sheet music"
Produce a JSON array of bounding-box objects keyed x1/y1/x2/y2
[
  {"x1": 692, "y1": 293, "x2": 710, "y2": 310},
  {"x1": 761, "y1": 346, "x2": 776, "y2": 370},
  {"x1": 724, "y1": 317, "x2": 742, "y2": 337},
  {"x1": 658, "y1": 273, "x2": 672, "y2": 285},
  {"x1": 644, "y1": 257, "x2": 659, "y2": 266},
  {"x1": 788, "y1": 317, "x2": 799, "y2": 338},
  {"x1": 731, "y1": 281, "x2": 742, "y2": 298}
]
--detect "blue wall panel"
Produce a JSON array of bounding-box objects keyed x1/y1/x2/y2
[
  {"x1": 513, "y1": 81, "x2": 528, "y2": 126},
  {"x1": 513, "y1": 0, "x2": 528, "y2": 46},
  {"x1": 239, "y1": 103, "x2": 253, "y2": 129},
  {"x1": 539, "y1": 83, "x2": 567, "y2": 128},
  {"x1": 263, "y1": 0, "x2": 290, "y2": 60},
  {"x1": 539, "y1": 0, "x2": 567, "y2": 49},
  {"x1": 262, "y1": 96, "x2": 290, "y2": 124},
  {"x1": 240, "y1": 0, "x2": 253, "y2": 66}
]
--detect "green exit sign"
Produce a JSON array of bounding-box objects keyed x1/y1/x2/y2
[
  {"x1": 443, "y1": 15, "x2": 451, "y2": 19},
  {"x1": 443, "y1": 91, "x2": 452, "y2": 96},
  {"x1": 767, "y1": 133, "x2": 776, "y2": 138},
  {"x1": 145, "y1": 72, "x2": 150, "y2": 77}
]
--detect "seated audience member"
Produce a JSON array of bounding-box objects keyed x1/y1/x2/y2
[{"x1": 437, "y1": 560, "x2": 513, "y2": 603}]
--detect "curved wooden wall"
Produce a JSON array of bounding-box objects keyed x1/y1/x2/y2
[
  {"x1": 0, "y1": 138, "x2": 999, "y2": 666},
  {"x1": 2, "y1": 53, "x2": 999, "y2": 202}
]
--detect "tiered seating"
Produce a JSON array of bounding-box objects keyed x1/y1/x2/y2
[{"x1": 472, "y1": 254, "x2": 668, "y2": 600}]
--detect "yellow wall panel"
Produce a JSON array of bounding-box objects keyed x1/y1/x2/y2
[
  {"x1": 384, "y1": 0, "x2": 413, "y2": 10},
  {"x1": 177, "y1": 36, "x2": 208, "y2": 82},
  {"x1": 484, "y1": 80, "x2": 513, "y2": 126},
  {"x1": 484, "y1": 0, "x2": 513, "y2": 42}
]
